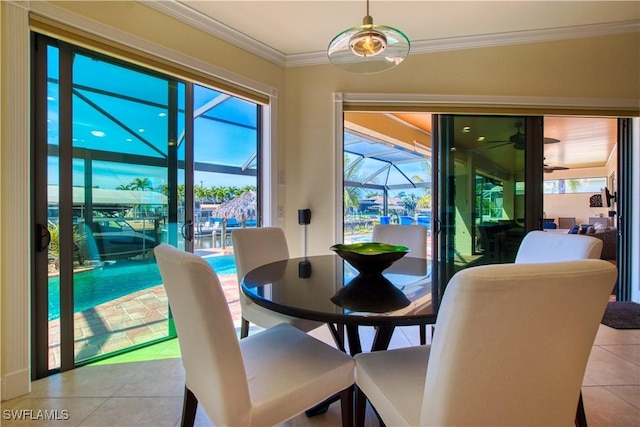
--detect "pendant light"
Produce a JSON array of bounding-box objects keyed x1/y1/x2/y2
[{"x1": 327, "y1": 0, "x2": 410, "y2": 73}]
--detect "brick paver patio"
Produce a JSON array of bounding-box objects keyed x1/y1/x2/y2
[{"x1": 47, "y1": 273, "x2": 240, "y2": 369}]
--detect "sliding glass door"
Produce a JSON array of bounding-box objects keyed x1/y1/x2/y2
[
  {"x1": 435, "y1": 115, "x2": 544, "y2": 294},
  {"x1": 339, "y1": 112, "x2": 545, "y2": 304},
  {"x1": 342, "y1": 112, "x2": 432, "y2": 245},
  {"x1": 32, "y1": 36, "x2": 185, "y2": 375},
  {"x1": 32, "y1": 33, "x2": 265, "y2": 377}
]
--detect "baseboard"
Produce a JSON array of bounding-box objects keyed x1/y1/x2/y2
[{"x1": 1, "y1": 368, "x2": 31, "y2": 401}]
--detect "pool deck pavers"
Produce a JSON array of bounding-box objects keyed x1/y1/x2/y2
[
  {"x1": 46, "y1": 236, "x2": 379, "y2": 368},
  {"x1": 48, "y1": 273, "x2": 240, "y2": 369}
]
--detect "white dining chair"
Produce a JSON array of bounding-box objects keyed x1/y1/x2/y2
[
  {"x1": 514, "y1": 229, "x2": 604, "y2": 427},
  {"x1": 372, "y1": 224, "x2": 428, "y2": 259},
  {"x1": 154, "y1": 244, "x2": 355, "y2": 427},
  {"x1": 354, "y1": 259, "x2": 617, "y2": 427},
  {"x1": 231, "y1": 227, "x2": 323, "y2": 338},
  {"x1": 515, "y1": 230, "x2": 603, "y2": 263},
  {"x1": 372, "y1": 224, "x2": 430, "y2": 344}
]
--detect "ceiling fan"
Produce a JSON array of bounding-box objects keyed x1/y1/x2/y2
[
  {"x1": 486, "y1": 121, "x2": 561, "y2": 150},
  {"x1": 544, "y1": 158, "x2": 570, "y2": 173}
]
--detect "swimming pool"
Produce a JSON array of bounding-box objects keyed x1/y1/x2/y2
[{"x1": 48, "y1": 254, "x2": 236, "y2": 321}]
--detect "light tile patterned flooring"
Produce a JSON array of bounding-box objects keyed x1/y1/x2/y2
[{"x1": 2, "y1": 323, "x2": 639, "y2": 426}]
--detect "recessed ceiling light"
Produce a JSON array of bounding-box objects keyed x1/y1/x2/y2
[
  {"x1": 462, "y1": 126, "x2": 471, "y2": 133},
  {"x1": 47, "y1": 96, "x2": 55, "y2": 101},
  {"x1": 138, "y1": 128, "x2": 145, "y2": 133},
  {"x1": 477, "y1": 136, "x2": 486, "y2": 142},
  {"x1": 91, "y1": 130, "x2": 105, "y2": 137},
  {"x1": 126, "y1": 138, "x2": 133, "y2": 142},
  {"x1": 158, "y1": 112, "x2": 167, "y2": 117}
]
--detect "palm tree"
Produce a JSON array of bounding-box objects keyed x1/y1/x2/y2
[
  {"x1": 344, "y1": 155, "x2": 364, "y2": 214},
  {"x1": 130, "y1": 177, "x2": 152, "y2": 191},
  {"x1": 194, "y1": 185, "x2": 208, "y2": 201},
  {"x1": 411, "y1": 175, "x2": 432, "y2": 210},
  {"x1": 344, "y1": 186, "x2": 362, "y2": 214},
  {"x1": 568, "y1": 179, "x2": 581, "y2": 193}
]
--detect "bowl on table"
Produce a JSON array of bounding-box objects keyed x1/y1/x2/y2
[
  {"x1": 330, "y1": 242, "x2": 410, "y2": 276},
  {"x1": 330, "y1": 273, "x2": 411, "y2": 313}
]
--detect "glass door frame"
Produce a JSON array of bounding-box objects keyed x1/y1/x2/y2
[
  {"x1": 31, "y1": 35, "x2": 189, "y2": 376},
  {"x1": 434, "y1": 114, "x2": 544, "y2": 298},
  {"x1": 32, "y1": 33, "x2": 271, "y2": 378}
]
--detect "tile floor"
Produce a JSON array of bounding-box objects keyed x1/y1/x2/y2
[{"x1": 2, "y1": 324, "x2": 638, "y2": 426}]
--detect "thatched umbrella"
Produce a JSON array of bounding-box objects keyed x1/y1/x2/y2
[
  {"x1": 211, "y1": 190, "x2": 256, "y2": 222},
  {"x1": 211, "y1": 191, "x2": 257, "y2": 248}
]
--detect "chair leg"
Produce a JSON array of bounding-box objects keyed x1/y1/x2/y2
[
  {"x1": 240, "y1": 317, "x2": 250, "y2": 338},
  {"x1": 336, "y1": 323, "x2": 345, "y2": 349},
  {"x1": 340, "y1": 385, "x2": 354, "y2": 427},
  {"x1": 575, "y1": 391, "x2": 588, "y2": 427},
  {"x1": 327, "y1": 323, "x2": 346, "y2": 352},
  {"x1": 355, "y1": 386, "x2": 367, "y2": 427},
  {"x1": 419, "y1": 325, "x2": 426, "y2": 345},
  {"x1": 181, "y1": 386, "x2": 198, "y2": 427}
]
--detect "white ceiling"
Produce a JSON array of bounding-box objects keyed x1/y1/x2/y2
[{"x1": 149, "y1": 1, "x2": 640, "y2": 66}]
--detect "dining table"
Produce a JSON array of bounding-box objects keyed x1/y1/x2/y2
[{"x1": 241, "y1": 254, "x2": 438, "y2": 356}]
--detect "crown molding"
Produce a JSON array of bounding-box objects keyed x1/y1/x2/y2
[
  {"x1": 28, "y1": 0, "x2": 276, "y2": 97},
  {"x1": 142, "y1": 0, "x2": 288, "y2": 67},
  {"x1": 288, "y1": 20, "x2": 640, "y2": 67},
  {"x1": 411, "y1": 20, "x2": 640, "y2": 55},
  {"x1": 143, "y1": 1, "x2": 639, "y2": 69}
]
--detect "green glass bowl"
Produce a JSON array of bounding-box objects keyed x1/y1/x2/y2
[{"x1": 330, "y1": 243, "x2": 410, "y2": 275}]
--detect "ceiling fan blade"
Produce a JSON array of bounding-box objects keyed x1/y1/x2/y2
[
  {"x1": 543, "y1": 164, "x2": 570, "y2": 173},
  {"x1": 544, "y1": 137, "x2": 561, "y2": 144},
  {"x1": 487, "y1": 142, "x2": 512, "y2": 149}
]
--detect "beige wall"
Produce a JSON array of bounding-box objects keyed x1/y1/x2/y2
[
  {"x1": 1, "y1": 0, "x2": 639, "y2": 400},
  {"x1": 283, "y1": 33, "x2": 639, "y2": 255}
]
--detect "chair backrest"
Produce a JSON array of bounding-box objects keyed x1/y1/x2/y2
[
  {"x1": 421, "y1": 260, "x2": 617, "y2": 426},
  {"x1": 372, "y1": 224, "x2": 427, "y2": 259},
  {"x1": 154, "y1": 244, "x2": 252, "y2": 426},
  {"x1": 231, "y1": 227, "x2": 290, "y2": 283},
  {"x1": 515, "y1": 230, "x2": 602, "y2": 263},
  {"x1": 557, "y1": 217, "x2": 577, "y2": 229}
]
